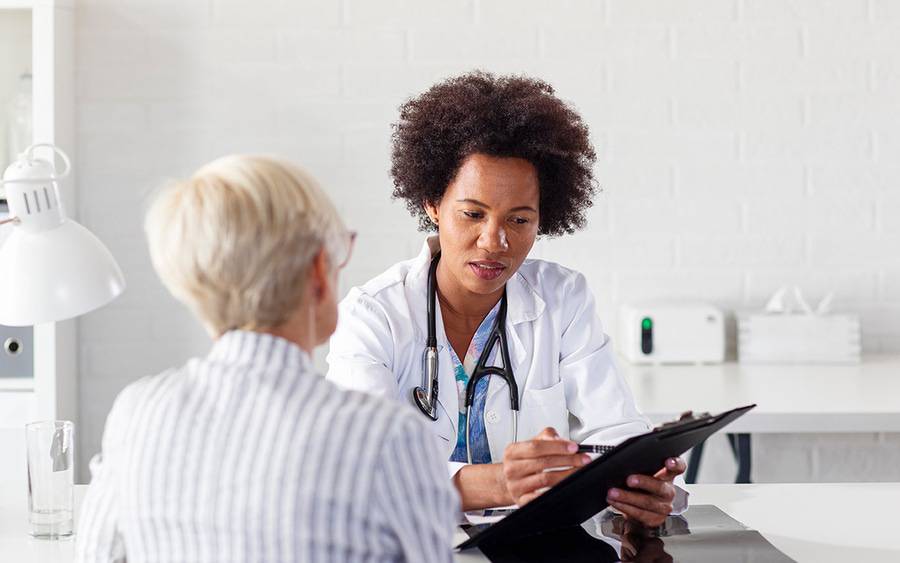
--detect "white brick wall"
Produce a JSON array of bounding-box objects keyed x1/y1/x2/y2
[{"x1": 74, "y1": 0, "x2": 900, "y2": 483}]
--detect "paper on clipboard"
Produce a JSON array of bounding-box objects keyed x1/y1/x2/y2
[{"x1": 463, "y1": 507, "x2": 517, "y2": 526}]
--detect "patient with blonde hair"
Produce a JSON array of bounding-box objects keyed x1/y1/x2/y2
[{"x1": 76, "y1": 155, "x2": 458, "y2": 563}]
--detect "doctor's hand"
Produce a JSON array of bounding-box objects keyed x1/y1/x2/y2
[
  {"x1": 499, "y1": 427, "x2": 591, "y2": 507},
  {"x1": 606, "y1": 457, "x2": 686, "y2": 527}
]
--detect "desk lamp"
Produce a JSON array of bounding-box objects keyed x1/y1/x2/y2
[{"x1": 0, "y1": 143, "x2": 125, "y2": 325}]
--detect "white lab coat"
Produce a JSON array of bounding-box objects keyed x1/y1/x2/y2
[{"x1": 326, "y1": 237, "x2": 659, "y2": 478}]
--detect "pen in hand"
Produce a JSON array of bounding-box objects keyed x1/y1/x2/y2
[{"x1": 577, "y1": 444, "x2": 615, "y2": 456}]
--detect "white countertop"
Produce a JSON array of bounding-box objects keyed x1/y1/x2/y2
[
  {"x1": 4, "y1": 482, "x2": 899, "y2": 562},
  {"x1": 0, "y1": 479, "x2": 76, "y2": 563},
  {"x1": 620, "y1": 355, "x2": 900, "y2": 432},
  {"x1": 684, "y1": 483, "x2": 900, "y2": 561}
]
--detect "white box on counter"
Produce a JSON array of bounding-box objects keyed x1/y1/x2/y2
[
  {"x1": 619, "y1": 302, "x2": 726, "y2": 364},
  {"x1": 738, "y1": 314, "x2": 861, "y2": 364}
]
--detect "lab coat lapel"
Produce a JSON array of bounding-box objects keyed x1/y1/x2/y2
[
  {"x1": 484, "y1": 272, "x2": 545, "y2": 457},
  {"x1": 405, "y1": 237, "x2": 437, "y2": 345},
  {"x1": 485, "y1": 270, "x2": 546, "y2": 408}
]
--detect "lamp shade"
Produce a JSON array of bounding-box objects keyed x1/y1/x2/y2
[
  {"x1": 0, "y1": 219, "x2": 125, "y2": 326},
  {"x1": 0, "y1": 143, "x2": 125, "y2": 326}
]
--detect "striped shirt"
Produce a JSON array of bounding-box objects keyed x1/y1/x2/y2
[{"x1": 76, "y1": 330, "x2": 459, "y2": 563}]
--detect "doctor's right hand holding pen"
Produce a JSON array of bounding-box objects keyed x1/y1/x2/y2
[{"x1": 499, "y1": 427, "x2": 592, "y2": 506}]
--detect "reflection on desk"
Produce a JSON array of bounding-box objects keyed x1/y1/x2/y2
[
  {"x1": 464, "y1": 505, "x2": 792, "y2": 562},
  {"x1": 455, "y1": 483, "x2": 900, "y2": 563}
]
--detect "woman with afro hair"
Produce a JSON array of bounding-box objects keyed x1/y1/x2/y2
[{"x1": 327, "y1": 71, "x2": 686, "y2": 525}]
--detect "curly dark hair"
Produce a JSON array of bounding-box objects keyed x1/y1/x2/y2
[{"x1": 390, "y1": 71, "x2": 597, "y2": 236}]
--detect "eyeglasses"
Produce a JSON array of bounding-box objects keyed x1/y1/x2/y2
[{"x1": 335, "y1": 230, "x2": 357, "y2": 270}]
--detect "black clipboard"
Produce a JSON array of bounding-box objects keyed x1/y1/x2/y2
[{"x1": 457, "y1": 404, "x2": 756, "y2": 551}]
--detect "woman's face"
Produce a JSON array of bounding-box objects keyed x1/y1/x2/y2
[{"x1": 425, "y1": 153, "x2": 540, "y2": 296}]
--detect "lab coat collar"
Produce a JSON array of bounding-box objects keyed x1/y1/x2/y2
[{"x1": 411, "y1": 236, "x2": 546, "y2": 326}]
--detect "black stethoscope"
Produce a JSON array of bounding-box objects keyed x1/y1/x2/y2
[{"x1": 412, "y1": 251, "x2": 520, "y2": 463}]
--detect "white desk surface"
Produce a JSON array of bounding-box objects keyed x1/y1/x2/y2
[
  {"x1": 454, "y1": 482, "x2": 900, "y2": 562},
  {"x1": 3, "y1": 483, "x2": 899, "y2": 562},
  {"x1": 619, "y1": 355, "x2": 900, "y2": 433}
]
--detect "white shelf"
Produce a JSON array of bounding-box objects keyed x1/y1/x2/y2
[
  {"x1": 0, "y1": 387, "x2": 36, "y2": 428},
  {"x1": 0, "y1": 378, "x2": 33, "y2": 391}
]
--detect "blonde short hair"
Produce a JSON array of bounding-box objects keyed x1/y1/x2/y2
[{"x1": 145, "y1": 155, "x2": 346, "y2": 336}]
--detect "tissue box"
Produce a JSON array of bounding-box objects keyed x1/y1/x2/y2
[{"x1": 738, "y1": 314, "x2": 861, "y2": 364}]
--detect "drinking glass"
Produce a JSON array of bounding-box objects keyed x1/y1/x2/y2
[{"x1": 26, "y1": 420, "x2": 74, "y2": 538}]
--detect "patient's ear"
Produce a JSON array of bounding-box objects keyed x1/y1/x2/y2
[
  {"x1": 309, "y1": 245, "x2": 339, "y2": 343},
  {"x1": 310, "y1": 247, "x2": 330, "y2": 300}
]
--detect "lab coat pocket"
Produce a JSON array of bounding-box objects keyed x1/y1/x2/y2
[{"x1": 520, "y1": 380, "x2": 570, "y2": 440}]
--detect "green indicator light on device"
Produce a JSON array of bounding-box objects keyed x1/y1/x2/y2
[{"x1": 642, "y1": 318, "x2": 652, "y2": 330}]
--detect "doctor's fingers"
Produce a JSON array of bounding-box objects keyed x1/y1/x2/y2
[
  {"x1": 503, "y1": 454, "x2": 590, "y2": 480},
  {"x1": 507, "y1": 467, "x2": 578, "y2": 499},
  {"x1": 607, "y1": 500, "x2": 669, "y2": 528},
  {"x1": 533, "y1": 427, "x2": 562, "y2": 440},
  {"x1": 653, "y1": 457, "x2": 686, "y2": 481},
  {"x1": 606, "y1": 487, "x2": 673, "y2": 516},
  {"x1": 618, "y1": 475, "x2": 675, "y2": 502},
  {"x1": 514, "y1": 489, "x2": 547, "y2": 506},
  {"x1": 504, "y1": 438, "x2": 577, "y2": 460}
]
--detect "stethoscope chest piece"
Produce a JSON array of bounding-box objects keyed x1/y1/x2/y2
[
  {"x1": 412, "y1": 387, "x2": 438, "y2": 421},
  {"x1": 413, "y1": 345, "x2": 440, "y2": 421}
]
